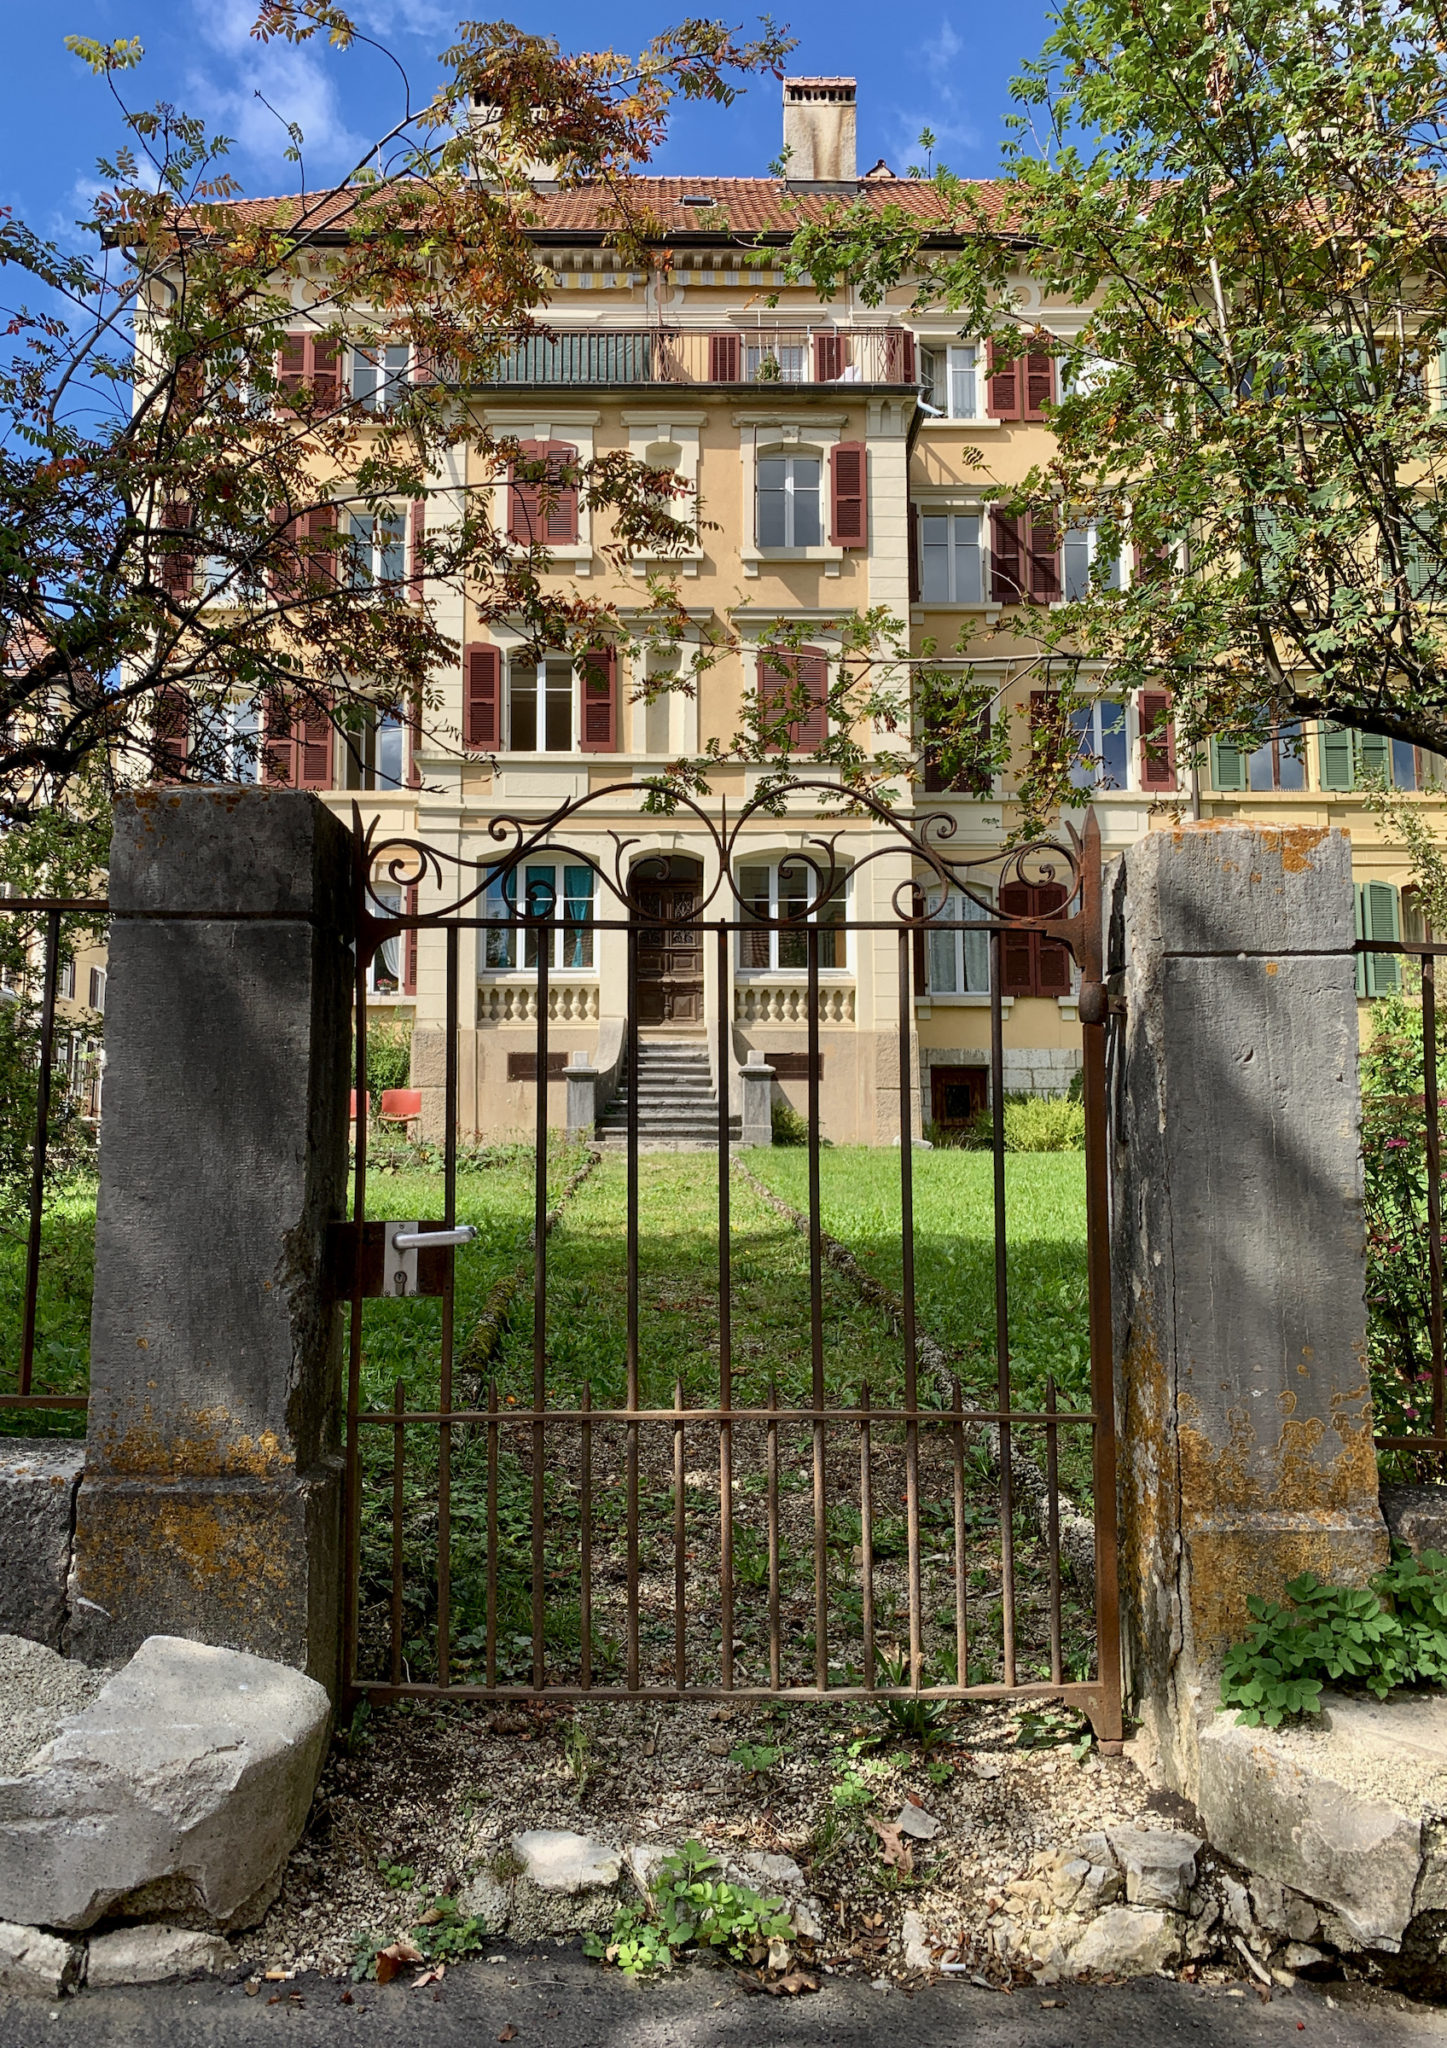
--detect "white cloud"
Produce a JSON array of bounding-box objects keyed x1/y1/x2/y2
[
  {"x1": 885, "y1": 15, "x2": 980, "y2": 169},
  {"x1": 184, "y1": 0, "x2": 368, "y2": 185}
]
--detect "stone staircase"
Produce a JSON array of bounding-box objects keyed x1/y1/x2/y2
[{"x1": 596, "y1": 1040, "x2": 738, "y2": 1149}]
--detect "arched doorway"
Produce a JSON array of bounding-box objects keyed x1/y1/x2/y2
[{"x1": 633, "y1": 852, "x2": 704, "y2": 1027}]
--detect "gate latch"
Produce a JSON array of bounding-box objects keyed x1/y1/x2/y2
[{"x1": 328, "y1": 1219, "x2": 476, "y2": 1298}]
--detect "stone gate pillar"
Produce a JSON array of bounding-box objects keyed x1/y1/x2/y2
[
  {"x1": 69, "y1": 788, "x2": 353, "y2": 1693},
  {"x1": 1112, "y1": 823, "x2": 1387, "y2": 1796}
]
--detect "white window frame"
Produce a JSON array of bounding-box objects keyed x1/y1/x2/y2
[
  {"x1": 921, "y1": 342, "x2": 982, "y2": 421},
  {"x1": 343, "y1": 706, "x2": 408, "y2": 791},
  {"x1": 1062, "y1": 523, "x2": 1123, "y2": 602},
  {"x1": 756, "y1": 452, "x2": 823, "y2": 550},
  {"x1": 480, "y1": 862, "x2": 597, "y2": 975},
  {"x1": 745, "y1": 339, "x2": 806, "y2": 383},
  {"x1": 504, "y1": 653, "x2": 576, "y2": 755},
  {"x1": 351, "y1": 343, "x2": 412, "y2": 414},
  {"x1": 368, "y1": 887, "x2": 405, "y2": 996},
  {"x1": 735, "y1": 861, "x2": 851, "y2": 976},
  {"x1": 925, "y1": 887, "x2": 992, "y2": 998},
  {"x1": 347, "y1": 506, "x2": 407, "y2": 590},
  {"x1": 920, "y1": 511, "x2": 984, "y2": 604},
  {"x1": 1068, "y1": 699, "x2": 1131, "y2": 792}
]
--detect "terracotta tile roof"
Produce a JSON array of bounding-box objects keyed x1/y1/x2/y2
[{"x1": 203, "y1": 176, "x2": 1010, "y2": 240}]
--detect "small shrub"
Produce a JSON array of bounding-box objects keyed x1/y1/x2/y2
[
  {"x1": 1001, "y1": 1094, "x2": 1085, "y2": 1152},
  {"x1": 771, "y1": 1096, "x2": 810, "y2": 1146},
  {"x1": 584, "y1": 1840, "x2": 792, "y2": 1977},
  {"x1": 363, "y1": 1016, "x2": 413, "y2": 1100},
  {"x1": 1219, "y1": 1545, "x2": 1447, "y2": 1727}
]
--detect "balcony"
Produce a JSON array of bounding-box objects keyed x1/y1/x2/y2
[{"x1": 478, "y1": 328, "x2": 918, "y2": 388}]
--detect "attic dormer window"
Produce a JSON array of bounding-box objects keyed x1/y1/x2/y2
[{"x1": 680, "y1": 194, "x2": 714, "y2": 206}]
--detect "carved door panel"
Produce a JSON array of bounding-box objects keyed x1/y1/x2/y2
[{"x1": 635, "y1": 874, "x2": 704, "y2": 1025}]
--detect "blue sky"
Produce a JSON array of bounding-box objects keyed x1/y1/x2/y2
[{"x1": 2, "y1": 0, "x2": 1053, "y2": 255}]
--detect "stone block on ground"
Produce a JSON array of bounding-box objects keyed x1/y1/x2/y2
[
  {"x1": 900, "y1": 1908, "x2": 934, "y2": 1973},
  {"x1": 0, "y1": 1443, "x2": 84, "y2": 1653},
  {"x1": 1197, "y1": 1700, "x2": 1447, "y2": 1950},
  {"x1": 0, "y1": 1635, "x2": 105, "y2": 1779},
  {"x1": 0, "y1": 1920, "x2": 83, "y2": 1997},
  {"x1": 86, "y1": 1925, "x2": 234, "y2": 1987},
  {"x1": 1107, "y1": 1826, "x2": 1202, "y2": 1910},
  {"x1": 512, "y1": 1830, "x2": 622, "y2": 1892},
  {"x1": 1066, "y1": 1905, "x2": 1183, "y2": 1976},
  {"x1": 0, "y1": 1635, "x2": 330, "y2": 1932},
  {"x1": 1381, "y1": 1484, "x2": 1447, "y2": 1559}
]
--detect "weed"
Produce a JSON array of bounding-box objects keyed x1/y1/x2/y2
[
  {"x1": 562, "y1": 1714, "x2": 593, "y2": 1797},
  {"x1": 872, "y1": 1650, "x2": 954, "y2": 1748},
  {"x1": 378, "y1": 1860, "x2": 416, "y2": 1891},
  {"x1": 410, "y1": 1897, "x2": 490, "y2": 1963},
  {"x1": 729, "y1": 1741, "x2": 782, "y2": 1775},
  {"x1": 585, "y1": 1841, "x2": 792, "y2": 1978}
]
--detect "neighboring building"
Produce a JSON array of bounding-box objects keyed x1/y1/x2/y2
[{"x1": 165, "y1": 77, "x2": 1443, "y2": 1143}]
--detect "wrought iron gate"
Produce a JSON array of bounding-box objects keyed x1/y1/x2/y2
[{"x1": 339, "y1": 785, "x2": 1122, "y2": 1747}]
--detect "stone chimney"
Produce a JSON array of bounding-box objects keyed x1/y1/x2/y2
[{"x1": 782, "y1": 77, "x2": 857, "y2": 181}]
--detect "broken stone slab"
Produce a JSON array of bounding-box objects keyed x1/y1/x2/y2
[
  {"x1": 1381, "y1": 1484, "x2": 1447, "y2": 1559},
  {"x1": 0, "y1": 1635, "x2": 330, "y2": 1932},
  {"x1": 0, "y1": 1919, "x2": 83, "y2": 1997},
  {"x1": 512, "y1": 1830, "x2": 622, "y2": 1893},
  {"x1": 0, "y1": 1443, "x2": 85, "y2": 1654},
  {"x1": 1107, "y1": 1826, "x2": 1202, "y2": 1910},
  {"x1": 0, "y1": 1634, "x2": 106, "y2": 1780},
  {"x1": 1197, "y1": 1701, "x2": 1447, "y2": 1950},
  {"x1": 735, "y1": 1851, "x2": 806, "y2": 1890},
  {"x1": 895, "y1": 1804, "x2": 941, "y2": 1843},
  {"x1": 900, "y1": 1908, "x2": 933, "y2": 1973},
  {"x1": 86, "y1": 1925, "x2": 234, "y2": 1987},
  {"x1": 1066, "y1": 1905, "x2": 1183, "y2": 1976}
]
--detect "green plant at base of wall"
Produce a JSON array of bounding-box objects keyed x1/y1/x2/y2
[
  {"x1": 1219, "y1": 1544, "x2": 1447, "y2": 1727},
  {"x1": 584, "y1": 1841, "x2": 792, "y2": 1977}
]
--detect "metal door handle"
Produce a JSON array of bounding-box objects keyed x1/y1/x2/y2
[{"x1": 389, "y1": 1226, "x2": 477, "y2": 1250}]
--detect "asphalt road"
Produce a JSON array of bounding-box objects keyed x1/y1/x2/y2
[{"x1": 3, "y1": 1949, "x2": 1444, "y2": 2048}]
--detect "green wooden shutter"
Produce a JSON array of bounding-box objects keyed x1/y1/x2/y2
[
  {"x1": 1354, "y1": 884, "x2": 1368, "y2": 998},
  {"x1": 1210, "y1": 738, "x2": 1247, "y2": 792},
  {"x1": 1320, "y1": 723, "x2": 1355, "y2": 791},
  {"x1": 1364, "y1": 880, "x2": 1401, "y2": 996},
  {"x1": 1358, "y1": 731, "x2": 1390, "y2": 783}
]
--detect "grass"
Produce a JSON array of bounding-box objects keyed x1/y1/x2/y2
[{"x1": 0, "y1": 1182, "x2": 97, "y2": 1437}]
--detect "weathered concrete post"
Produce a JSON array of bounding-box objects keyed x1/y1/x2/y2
[
  {"x1": 739, "y1": 1055, "x2": 775, "y2": 1147},
  {"x1": 1112, "y1": 823, "x2": 1387, "y2": 1796},
  {"x1": 69, "y1": 789, "x2": 353, "y2": 1694}
]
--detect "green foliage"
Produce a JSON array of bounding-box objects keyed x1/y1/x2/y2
[
  {"x1": 585, "y1": 1840, "x2": 792, "y2": 1977},
  {"x1": 378, "y1": 1859, "x2": 416, "y2": 1890},
  {"x1": 410, "y1": 1898, "x2": 490, "y2": 1963},
  {"x1": 771, "y1": 1097, "x2": 810, "y2": 1146},
  {"x1": 1220, "y1": 1547, "x2": 1447, "y2": 1726},
  {"x1": 364, "y1": 1017, "x2": 413, "y2": 1101},
  {"x1": 872, "y1": 1649, "x2": 954, "y2": 1747},
  {"x1": 997, "y1": 1094, "x2": 1086, "y2": 1154},
  {"x1": 729, "y1": 1741, "x2": 783, "y2": 1774}
]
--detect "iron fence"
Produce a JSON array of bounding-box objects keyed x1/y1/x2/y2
[{"x1": 339, "y1": 788, "x2": 1123, "y2": 1744}]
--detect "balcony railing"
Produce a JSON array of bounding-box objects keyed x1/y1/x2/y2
[{"x1": 479, "y1": 328, "x2": 918, "y2": 388}]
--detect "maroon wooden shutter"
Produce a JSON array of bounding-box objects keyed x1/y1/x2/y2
[
  {"x1": 263, "y1": 692, "x2": 298, "y2": 785},
  {"x1": 709, "y1": 333, "x2": 741, "y2": 381},
  {"x1": 999, "y1": 879, "x2": 1036, "y2": 995},
  {"x1": 543, "y1": 442, "x2": 579, "y2": 544},
  {"x1": 159, "y1": 502, "x2": 195, "y2": 601},
  {"x1": 508, "y1": 438, "x2": 544, "y2": 542},
  {"x1": 814, "y1": 333, "x2": 848, "y2": 381},
  {"x1": 1139, "y1": 689, "x2": 1176, "y2": 788},
  {"x1": 908, "y1": 501, "x2": 921, "y2": 603},
  {"x1": 153, "y1": 687, "x2": 189, "y2": 779},
  {"x1": 403, "y1": 885, "x2": 418, "y2": 996},
  {"x1": 464, "y1": 644, "x2": 500, "y2": 748},
  {"x1": 986, "y1": 339, "x2": 1020, "y2": 419},
  {"x1": 888, "y1": 330, "x2": 917, "y2": 384},
  {"x1": 408, "y1": 499, "x2": 425, "y2": 601},
  {"x1": 411, "y1": 344, "x2": 436, "y2": 384},
  {"x1": 795, "y1": 651, "x2": 828, "y2": 749},
  {"x1": 305, "y1": 505, "x2": 337, "y2": 588},
  {"x1": 991, "y1": 511, "x2": 1025, "y2": 602},
  {"x1": 310, "y1": 336, "x2": 340, "y2": 407},
  {"x1": 406, "y1": 694, "x2": 422, "y2": 789},
  {"x1": 299, "y1": 700, "x2": 332, "y2": 789},
  {"x1": 1035, "y1": 882, "x2": 1072, "y2": 994},
  {"x1": 1026, "y1": 511, "x2": 1061, "y2": 603},
  {"x1": 578, "y1": 646, "x2": 617, "y2": 752},
  {"x1": 830, "y1": 442, "x2": 867, "y2": 547},
  {"x1": 909, "y1": 885, "x2": 927, "y2": 992},
  {"x1": 759, "y1": 649, "x2": 827, "y2": 752},
  {"x1": 278, "y1": 332, "x2": 307, "y2": 399},
  {"x1": 1024, "y1": 350, "x2": 1055, "y2": 421}
]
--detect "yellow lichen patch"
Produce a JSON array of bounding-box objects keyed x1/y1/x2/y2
[{"x1": 92, "y1": 1407, "x2": 295, "y2": 1479}]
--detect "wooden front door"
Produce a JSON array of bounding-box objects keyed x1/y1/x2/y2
[{"x1": 635, "y1": 859, "x2": 704, "y2": 1026}]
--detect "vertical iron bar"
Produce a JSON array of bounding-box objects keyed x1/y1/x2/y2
[
  {"x1": 626, "y1": 923, "x2": 641, "y2": 1690},
  {"x1": 989, "y1": 926, "x2": 1017, "y2": 1689},
  {"x1": 716, "y1": 921, "x2": 734, "y2": 1689},
  {"x1": 951, "y1": 1377, "x2": 969, "y2": 1691},
  {"x1": 531, "y1": 931, "x2": 550, "y2": 1691},
  {"x1": 486, "y1": 1379, "x2": 499, "y2": 1688},
  {"x1": 390, "y1": 1379, "x2": 406, "y2": 1687},
  {"x1": 807, "y1": 922, "x2": 827, "y2": 1691},
  {"x1": 674, "y1": 1379, "x2": 687, "y2": 1687},
  {"x1": 18, "y1": 909, "x2": 61, "y2": 1396},
  {"x1": 1423, "y1": 953, "x2": 1445, "y2": 1458},
  {"x1": 580, "y1": 1381, "x2": 593, "y2": 1690},
  {"x1": 897, "y1": 926, "x2": 923, "y2": 1690},
  {"x1": 437, "y1": 924, "x2": 458, "y2": 1688},
  {"x1": 342, "y1": 829, "x2": 371, "y2": 1703},
  {"x1": 1045, "y1": 1377, "x2": 1063, "y2": 1687},
  {"x1": 767, "y1": 1377, "x2": 781, "y2": 1691},
  {"x1": 859, "y1": 1382, "x2": 876, "y2": 1690},
  {"x1": 1079, "y1": 813, "x2": 1124, "y2": 1746}
]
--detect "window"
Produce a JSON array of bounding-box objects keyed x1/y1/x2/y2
[
  {"x1": 506, "y1": 654, "x2": 574, "y2": 753},
  {"x1": 57, "y1": 956, "x2": 75, "y2": 1001},
  {"x1": 1063, "y1": 524, "x2": 1122, "y2": 601},
  {"x1": 990, "y1": 510, "x2": 1061, "y2": 604},
  {"x1": 508, "y1": 440, "x2": 579, "y2": 546},
  {"x1": 351, "y1": 343, "x2": 411, "y2": 413},
  {"x1": 1319, "y1": 724, "x2": 1423, "y2": 792},
  {"x1": 757, "y1": 455, "x2": 821, "y2": 548},
  {"x1": 985, "y1": 340, "x2": 1055, "y2": 422},
  {"x1": 745, "y1": 341, "x2": 805, "y2": 382},
  {"x1": 1211, "y1": 722, "x2": 1306, "y2": 793},
  {"x1": 920, "y1": 514, "x2": 983, "y2": 604},
  {"x1": 482, "y1": 864, "x2": 595, "y2": 972},
  {"x1": 999, "y1": 882, "x2": 1073, "y2": 998},
  {"x1": 369, "y1": 887, "x2": 405, "y2": 994},
  {"x1": 737, "y1": 863, "x2": 847, "y2": 972},
  {"x1": 921, "y1": 344, "x2": 980, "y2": 420},
  {"x1": 343, "y1": 707, "x2": 408, "y2": 791},
  {"x1": 1356, "y1": 880, "x2": 1401, "y2": 997},
  {"x1": 926, "y1": 889, "x2": 991, "y2": 995},
  {"x1": 1068, "y1": 701, "x2": 1129, "y2": 791},
  {"x1": 221, "y1": 699, "x2": 262, "y2": 783},
  {"x1": 348, "y1": 509, "x2": 407, "y2": 589},
  {"x1": 88, "y1": 966, "x2": 107, "y2": 1013}
]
